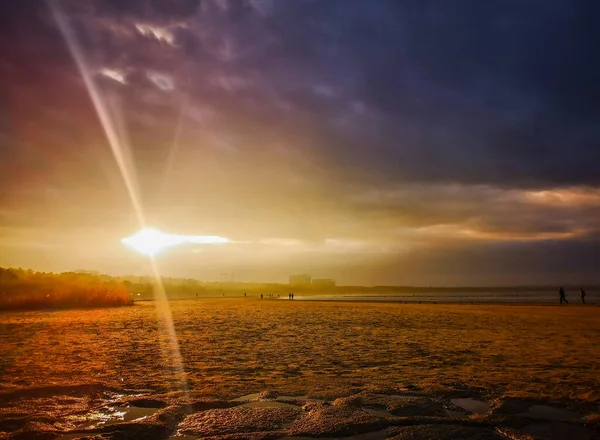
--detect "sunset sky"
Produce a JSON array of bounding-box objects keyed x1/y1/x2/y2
[{"x1": 1, "y1": 0, "x2": 599, "y2": 286}]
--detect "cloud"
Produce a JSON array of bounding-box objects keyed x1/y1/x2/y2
[
  {"x1": 99, "y1": 67, "x2": 127, "y2": 84},
  {"x1": 134, "y1": 21, "x2": 189, "y2": 47},
  {"x1": 345, "y1": 183, "x2": 600, "y2": 239},
  {"x1": 146, "y1": 70, "x2": 175, "y2": 90},
  {"x1": 57, "y1": 0, "x2": 599, "y2": 189},
  {"x1": 1, "y1": 0, "x2": 599, "y2": 284}
]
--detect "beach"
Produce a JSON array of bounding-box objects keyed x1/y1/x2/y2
[{"x1": 1, "y1": 299, "x2": 599, "y2": 439}]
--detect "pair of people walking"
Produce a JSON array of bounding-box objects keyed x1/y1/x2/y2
[{"x1": 559, "y1": 287, "x2": 586, "y2": 304}]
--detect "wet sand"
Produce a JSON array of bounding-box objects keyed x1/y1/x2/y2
[{"x1": 1, "y1": 299, "x2": 599, "y2": 439}]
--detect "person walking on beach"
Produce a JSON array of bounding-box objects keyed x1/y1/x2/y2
[
  {"x1": 260, "y1": 293, "x2": 263, "y2": 300},
  {"x1": 580, "y1": 287, "x2": 586, "y2": 304},
  {"x1": 559, "y1": 287, "x2": 568, "y2": 305},
  {"x1": 244, "y1": 292, "x2": 246, "y2": 298}
]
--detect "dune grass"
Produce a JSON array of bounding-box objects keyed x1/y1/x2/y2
[{"x1": 1, "y1": 299, "x2": 598, "y2": 407}]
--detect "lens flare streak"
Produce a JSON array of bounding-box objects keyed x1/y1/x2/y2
[{"x1": 49, "y1": 0, "x2": 190, "y2": 397}]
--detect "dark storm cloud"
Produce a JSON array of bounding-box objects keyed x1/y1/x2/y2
[
  {"x1": 149, "y1": 0, "x2": 600, "y2": 187},
  {"x1": 254, "y1": 0, "x2": 600, "y2": 188},
  {"x1": 4, "y1": 0, "x2": 600, "y2": 190},
  {"x1": 2, "y1": 0, "x2": 600, "y2": 283}
]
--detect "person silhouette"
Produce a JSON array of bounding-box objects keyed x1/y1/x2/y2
[
  {"x1": 580, "y1": 287, "x2": 586, "y2": 304},
  {"x1": 260, "y1": 293, "x2": 263, "y2": 300},
  {"x1": 559, "y1": 287, "x2": 568, "y2": 305}
]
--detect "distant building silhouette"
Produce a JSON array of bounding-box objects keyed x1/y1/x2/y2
[
  {"x1": 289, "y1": 274, "x2": 311, "y2": 286},
  {"x1": 312, "y1": 278, "x2": 336, "y2": 287}
]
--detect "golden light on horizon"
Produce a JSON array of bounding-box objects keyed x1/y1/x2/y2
[{"x1": 121, "y1": 228, "x2": 229, "y2": 256}]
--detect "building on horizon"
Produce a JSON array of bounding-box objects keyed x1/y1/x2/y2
[
  {"x1": 312, "y1": 278, "x2": 336, "y2": 287},
  {"x1": 289, "y1": 274, "x2": 312, "y2": 286}
]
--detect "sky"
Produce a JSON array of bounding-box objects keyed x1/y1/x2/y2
[{"x1": 1, "y1": 0, "x2": 599, "y2": 286}]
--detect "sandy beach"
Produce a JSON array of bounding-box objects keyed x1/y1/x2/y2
[{"x1": 1, "y1": 299, "x2": 599, "y2": 439}]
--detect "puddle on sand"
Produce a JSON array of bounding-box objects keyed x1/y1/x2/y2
[
  {"x1": 362, "y1": 406, "x2": 394, "y2": 418},
  {"x1": 67, "y1": 405, "x2": 161, "y2": 429},
  {"x1": 238, "y1": 401, "x2": 300, "y2": 409},
  {"x1": 278, "y1": 395, "x2": 318, "y2": 402},
  {"x1": 280, "y1": 428, "x2": 390, "y2": 440},
  {"x1": 451, "y1": 398, "x2": 490, "y2": 414},
  {"x1": 56, "y1": 406, "x2": 162, "y2": 439},
  {"x1": 233, "y1": 393, "x2": 262, "y2": 402},
  {"x1": 520, "y1": 405, "x2": 578, "y2": 421}
]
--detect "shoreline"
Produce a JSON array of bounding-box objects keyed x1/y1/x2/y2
[
  {"x1": 3, "y1": 297, "x2": 595, "y2": 312},
  {"x1": 137, "y1": 296, "x2": 597, "y2": 306}
]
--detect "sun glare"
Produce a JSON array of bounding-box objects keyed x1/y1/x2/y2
[{"x1": 121, "y1": 228, "x2": 229, "y2": 256}]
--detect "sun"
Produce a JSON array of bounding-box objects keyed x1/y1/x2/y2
[{"x1": 121, "y1": 228, "x2": 229, "y2": 256}]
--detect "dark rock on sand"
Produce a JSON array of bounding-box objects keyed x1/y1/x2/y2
[
  {"x1": 195, "y1": 432, "x2": 285, "y2": 440},
  {"x1": 94, "y1": 421, "x2": 170, "y2": 440},
  {"x1": 187, "y1": 399, "x2": 234, "y2": 412},
  {"x1": 332, "y1": 395, "x2": 363, "y2": 408},
  {"x1": 279, "y1": 429, "x2": 391, "y2": 440},
  {"x1": 259, "y1": 390, "x2": 279, "y2": 400},
  {"x1": 355, "y1": 394, "x2": 448, "y2": 418},
  {"x1": 386, "y1": 397, "x2": 448, "y2": 418},
  {"x1": 0, "y1": 416, "x2": 29, "y2": 432},
  {"x1": 521, "y1": 421, "x2": 598, "y2": 440},
  {"x1": 302, "y1": 401, "x2": 330, "y2": 412},
  {"x1": 288, "y1": 405, "x2": 388, "y2": 437},
  {"x1": 125, "y1": 398, "x2": 168, "y2": 408},
  {"x1": 146, "y1": 404, "x2": 187, "y2": 430},
  {"x1": 178, "y1": 407, "x2": 300, "y2": 437},
  {"x1": 59, "y1": 436, "x2": 107, "y2": 440},
  {"x1": 8, "y1": 421, "x2": 60, "y2": 440},
  {"x1": 387, "y1": 424, "x2": 504, "y2": 439}
]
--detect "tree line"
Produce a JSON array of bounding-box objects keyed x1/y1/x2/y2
[{"x1": 0, "y1": 267, "x2": 133, "y2": 310}]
